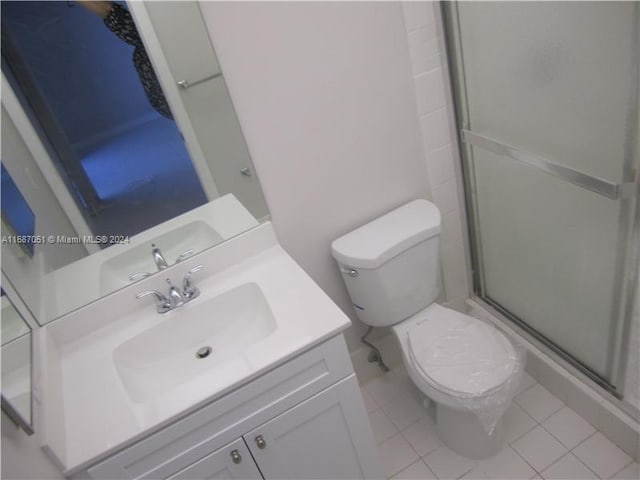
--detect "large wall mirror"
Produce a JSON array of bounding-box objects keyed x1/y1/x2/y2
[{"x1": 1, "y1": 1, "x2": 269, "y2": 325}]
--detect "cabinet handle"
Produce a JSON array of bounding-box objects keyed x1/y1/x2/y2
[
  {"x1": 230, "y1": 449, "x2": 242, "y2": 464},
  {"x1": 254, "y1": 435, "x2": 267, "y2": 449}
]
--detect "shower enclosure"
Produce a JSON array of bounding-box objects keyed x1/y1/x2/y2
[{"x1": 442, "y1": 2, "x2": 639, "y2": 404}]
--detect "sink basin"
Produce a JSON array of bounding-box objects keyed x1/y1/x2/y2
[
  {"x1": 113, "y1": 283, "x2": 276, "y2": 402},
  {"x1": 99, "y1": 221, "x2": 223, "y2": 295}
]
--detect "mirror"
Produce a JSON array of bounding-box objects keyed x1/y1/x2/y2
[
  {"x1": 1, "y1": 164, "x2": 36, "y2": 257},
  {"x1": 1, "y1": 286, "x2": 33, "y2": 435},
  {"x1": 0, "y1": 1, "x2": 269, "y2": 325}
]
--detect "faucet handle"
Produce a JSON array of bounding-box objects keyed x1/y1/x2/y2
[
  {"x1": 129, "y1": 272, "x2": 152, "y2": 282},
  {"x1": 175, "y1": 249, "x2": 195, "y2": 263},
  {"x1": 187, "y1": 264, "x2": 204, "y2": 276},
  {"x1": 183, "y1": 265, "x2": 203, "y2": 299},
  {"x1": 136, "y1": 290, "x2": 172, "y2": 314}
]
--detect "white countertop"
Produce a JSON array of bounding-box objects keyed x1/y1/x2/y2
[{"x1": 38, "y1": 223, "x2": 351, "y2": 475}]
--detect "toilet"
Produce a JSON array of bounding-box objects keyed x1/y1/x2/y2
[{"x1": 331, "y1": 199, "x2": 522, "y2": 459}]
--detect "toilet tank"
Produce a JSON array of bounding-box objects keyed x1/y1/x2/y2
[{"x1": 331, "y1": 199, "x2": 441, "y2": 327}]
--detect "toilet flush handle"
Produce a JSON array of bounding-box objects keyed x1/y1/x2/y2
[{"x1": 340, "y1": 267, "x2": 358, "y2": 278}]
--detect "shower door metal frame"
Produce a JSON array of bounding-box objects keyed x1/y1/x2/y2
[{"x1": 440, "y1": 2, "x2": 639, "y2": 402}]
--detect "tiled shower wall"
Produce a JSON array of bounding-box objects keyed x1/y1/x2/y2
[{"x1": 401, "y1": 2, "x2": 470, "y2": 309}]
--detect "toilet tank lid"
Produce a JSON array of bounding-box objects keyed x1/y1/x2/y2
[{"x1": 331, "y1": 199, "x2": 441, "y2": 269}]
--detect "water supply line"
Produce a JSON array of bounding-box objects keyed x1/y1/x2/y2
[{"x1": 360, "y1": 326, "x2": 390, "y2": 372}]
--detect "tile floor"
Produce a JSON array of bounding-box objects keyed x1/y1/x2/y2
[{"x1": 360, "y1": 365, "x2": 639, "y2": 479}]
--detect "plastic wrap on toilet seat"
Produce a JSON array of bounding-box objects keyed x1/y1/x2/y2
[{"x1": 408, "y1": 318, "x2": 524, "y2": 435}]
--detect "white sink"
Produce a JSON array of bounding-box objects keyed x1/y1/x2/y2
[
  {"x1": 112, "y1": 283, "x2": 277, "y2": 403},
  {"x1": 99, "y1": 221, "x2": 223, "y2": 294}
]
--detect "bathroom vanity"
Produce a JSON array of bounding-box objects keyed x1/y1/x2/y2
[
  {"x1": 78, "y1": 337, "x2": 375, "y2": 480},
  {"x1": 37, "y1": 223, "x2": 382, "y2": 479}
]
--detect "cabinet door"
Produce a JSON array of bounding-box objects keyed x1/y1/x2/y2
[
  {"x1": 168, "y1": 438, "x2": 261, "y2": 480},
  {"x1": 244, "y1": 375, "x2": 383, "y2": 480}
]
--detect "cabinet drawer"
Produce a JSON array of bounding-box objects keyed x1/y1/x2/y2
[{"x1": 87, "y1": 335, "x2": 352, "y2": 479}]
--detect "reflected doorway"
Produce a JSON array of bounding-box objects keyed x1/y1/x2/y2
[{"x1": 1, "y1": 1, "x2": 208, "y2": 242}]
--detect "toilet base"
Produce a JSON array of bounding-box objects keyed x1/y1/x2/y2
[{"x1": 436, "y1": 403, "x2": 505, "y2": 460}]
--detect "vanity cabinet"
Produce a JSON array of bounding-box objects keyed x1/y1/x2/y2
[
  {"x1": 81, "y1": 336, "x2": 382, "y2": 480},
  {"x1": 168, "y1": 439, "x2": 260, "y2": 480},
  {"x1": 169, "y1": 376, "x2": 374, "y2": 480}
]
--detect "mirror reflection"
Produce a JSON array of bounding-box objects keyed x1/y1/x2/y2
[
  {"x1": 2, "y1": 0, "x2": 207, "y2": 238},
  {"x1": 0, "y1": 1, "x2": 269, "y2": 325},
  {"x1": 1, "y1": 164, "x2": 36, "y2": 257},
  {"x1": 1, "y1": 289, "x2": 33, "y2": 435}
]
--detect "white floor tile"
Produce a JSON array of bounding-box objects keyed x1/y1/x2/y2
[
  {"x1": 516, "y1": 371, "x2": 538, "y2": 395},
  {"x1": 511, "y1": 426, "x2": 568, "y2": 472},
  {"x1": 515, "y1": 384, "x2": 564, "y2": 422},
  {"x1": 353, "y1": 350, "x2": 385, "y2": 386},
  {"x1": 365, "y1": 372, "x2": 412, "y2": 408},
  {"x1": 368, "y1": 409, "x2": 399, "y2": 445},
  {"x1": 611, "y1": 461, "x2": 640, "y2": 479},
  {"x1": 365, "y1": 364, "x2": 634, "y2": 480},
  {"x1": 503, "y1": 402, "x2": 538, "y2": 444},
  {"x1": 541, "y1": 406, "x2": 596, "y2": 449},
  {"x1": 383, "y1": 394, "x2": 427, "y2": 431},
  {"x1": 391, "y1": 365, "x2": 425, "y2": 404},
  {"x1": 541, "y1": 453, "x2": 598, "y2": 479},
  {"x1": 391, "y1": 459, "x2": 437, "y2": 480},
  {"x1": 463, "y1": 445, "x2": 537, "y2": 480},
  {"x1": 379, "y1": 434, "x2": 420, "y2": 479},
  {"x1": 401, "y1": 416, "x2": 442, "y2": 457},
  {"x1": 423, "y1": 445, "x2": 476, "y2": 480},
  {"x1": 360, "y1": 387, "x2": 378, "y2": 413},
  {"x1": 573, "y1": 432, "x2": 633, "y2": 479}
]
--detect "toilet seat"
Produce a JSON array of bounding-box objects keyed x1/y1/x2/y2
[{"x1": 406, "y1": 308, "x2": 517, "y2": 398}]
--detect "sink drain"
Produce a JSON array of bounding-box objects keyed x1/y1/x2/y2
[{"x1": 196, "y1": 346, "x2": 212, "y2": 359}]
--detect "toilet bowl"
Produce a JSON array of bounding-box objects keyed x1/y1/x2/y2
[
  {"x1": 331, "y1": 199, "x2": 522, "y2": 459},
  {"x1": 391, "y1": 303, "x2": 520, "y2": 458}
]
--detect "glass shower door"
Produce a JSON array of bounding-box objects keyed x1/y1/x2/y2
[{"x1": 445, "y1": 2, "x2": 638, "y2": 390}]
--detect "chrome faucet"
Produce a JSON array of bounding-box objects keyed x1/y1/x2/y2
[
  {"x1": 165, "y1": 278, "x2": 185, "y2": 308},
  {"x1": 136, "y1": 265, "x2": 204, "y2": 314},
  {"x1": 128, "y1": 248, "x2": 195, "y2": 284},
  {"x1": 152, "y1": 243, "x2": 169, "y2": 270}
]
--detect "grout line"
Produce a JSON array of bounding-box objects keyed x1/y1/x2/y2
[
  {"x1": 412, "y1": 62, "x2": 444, "y2": 78},
  {"x1": 386, "y1": 431, "x2": 423, "y2": 478},
  {"x1": 455, "y1": 462, "x2": 475, "y2": 479},
  {"x1": 507, "y1": 421, "x2": 538, "y2": 446},
  {"x1": 537, "y1": 413, "x2": 583, "y2": 451},
  {"x1": 569, "y1": 430, "x2": 598, "y2": 452},
  {"x1": 610, "y1": 459, "x2": 635, "y2": 479},
  {"x1": 515, "y1": 380, "x2": 540, "y2": 398},
  {"x1": 509, "y1": 440, "x2": 546, "y2": 477},
  {"x1": 541, "y1": 451, "x2": 601, "y2": 480}
]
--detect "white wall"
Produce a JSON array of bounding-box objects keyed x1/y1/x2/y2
[{"x1": 200, "y1": 1, "x2": 432, "y2": 350}]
